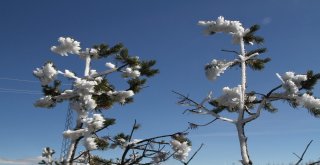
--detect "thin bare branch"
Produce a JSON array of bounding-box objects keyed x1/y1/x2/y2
[
  {"x1": 185, "y1": 143, "x2": 204, "y2": 165},
  {"x1": 188, "y1": 118, "x2": 218, "y2": 130},
  {"x1": 309, "y1": 160, "x2": 320, "y2": 165},
  {"x1": 221, "y1": 49, "x2": 239, "y2": 55},
  {"x1": 294, "y1": 140, "x2": 313, "y2": 165},
  {"x1": 266, "y1": 85, "x2": 282, "y2": 97},
  {"x1": 173, "y1": 91, "x2": 236, "y2": 123},
  {"x1": 72, "y1": 151, "x2": 89, "y2": 161},
  {"x1": 129, "y1": 120, "x2": 137, "y2": 142}
]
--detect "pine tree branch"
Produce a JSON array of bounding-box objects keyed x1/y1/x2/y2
[
  {"x1": 120, "y1": 131, "x2": 186, "y2": 165},
  {"x1": 173, "y1": 91, "x2": 236, "y2": 123},
  {"x1": 243, "y1": 84, "x2": 289, "y2": 123}
]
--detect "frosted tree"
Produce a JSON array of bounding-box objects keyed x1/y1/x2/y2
[
  {"x1": 34, "y1": 37, "x2": 195, "y2": 165},
  {"x1": 175, "y1": 16, "x2": 320, "y2": 164}
]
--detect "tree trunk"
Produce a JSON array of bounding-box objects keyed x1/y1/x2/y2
[
  {"x1": 65, "y1": 119, "x2": 83, "y2": 164},
  {"x1": 236, "y1": 122, "x2": 252, "y2": 165}
]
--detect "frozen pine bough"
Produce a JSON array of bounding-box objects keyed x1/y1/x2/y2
[
  {"x1": 176, "y1": 16, "x2": 320, "y2": 165},
  {"x1": 34, "y1": 37, "x2": 195, "y2": 165}
]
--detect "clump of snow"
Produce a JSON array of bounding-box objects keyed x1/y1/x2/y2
[
  {"x1": 59, "y1": 69, "x2": 78, "y2": 79},
  {"x1": 296, "y1": 93, "x2": 320, "y2": 110},
  {"x1": 198, "y1": 16, "x2": 249, "y2": 44},
  {"x1": 63, "y1": 129, "x2": 86, "y2": 141},
  {"x1": 83, "y1": 95, "x2": 97, "y2": 110},
  {"x1": 83, "y1": 113, "x2": 105, "y2": 131},
  {"x1": 122, "y1": 67, "x2": 141, "y2": 78},
  {"x1": 107, "y1": 90, "x2": 135, "y2": 104},
  {"x1": 133, "y1": 64, "x2": 141, "y2": 70},
  {"x1": 51, "y1": 37, "x2": 81, "y2": 56},
  {"x1": 34, "y1": 96, "x2": 54, "y2": 108},
  {"x1": 33, "y1": 62, "x2": 58, "y2": 86},
  {"x1": 105, "y1": 62, "x2": 116, "y2": 69},
  {"x1": 74, "y1": 79, "x2": 98, "y2": 95},
  {"x1": 276, "y1": 72, "x2": 307, "y2": 96},
  {"x1": 89, "y1": 69, "x2": 98, "y2": 77},
  {"x1": 205, "y1": 59, "x2": 233, "y2": 81},
  {"x1": 215, "y1": 85, "x2": 242, "y2": 109},
  {"x1": 83, "y1": 137, "x2": 97, "y2": 150},
  {"x1": 247, "y1": 95, "x2": 256, "y2": 102},
  {"x1": 56, "y1": 90, "x2": 75, "y2": 101},
  {"x1": 94, "y1": 76, "x2": 103, "y2": 83},
  {"x1": 170, "y1": 140, "x2": 191, "y2": 162}
]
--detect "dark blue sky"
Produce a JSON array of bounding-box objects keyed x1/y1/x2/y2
[{"x1": 0, "y1": 0, "x2": 320, "y2": 164}]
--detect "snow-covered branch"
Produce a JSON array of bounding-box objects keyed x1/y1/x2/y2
[{"x1": 174, "y1": 91, "x2": 236, "y2": 123}]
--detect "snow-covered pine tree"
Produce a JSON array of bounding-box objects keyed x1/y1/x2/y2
[
  {"x1": 175, "y1": 16, "x2": 320, "y2": 165},
  {"x1": 34, "y1": 37, "x2": 194, "y2": 165}
]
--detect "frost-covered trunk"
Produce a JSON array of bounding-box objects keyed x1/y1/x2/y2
[
  {"x1": 236, "y1": 122, "x2": 251, "y2": 165},
  {"x1": 65, "y1": 122, "x2": 82, "y2": 165},
  {"x1": 65, "y1": 142, "x2": 75, "y2": 165},
  {"x1": 237, "y1": 38, "x2": 252, "y2": 165},
  {"x1": 66, "y1": 55, "x2": 91, "y2": 164}
]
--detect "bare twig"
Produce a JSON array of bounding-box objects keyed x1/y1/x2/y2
[
  {"x1": 72, "y1": 151, "x2": 89, "y2": 161},
  {"x1": 185, "y1": 143, "x2": 204, "y2": 165},
  {"x1": 188, "y1": 118, "x2": 218, "y2": 130},
  {"x1": 266, "y1": 85, "x2": 282, "y2": 97},
  {"x1": 173, "y1": 90, "x2": 236, "y2": 123},
  {"x1": 221, "y1": 49, "x2": 239, "y2": 55},
  {"x1": 309, "y1": 160, "x2": 320, "y2": 165},
  {"x1": 294, "y1": 140, "x2": 313, "y2": 165},
  {"x1": 129, "y1": 120, "x2": 137, "y2": 142}
]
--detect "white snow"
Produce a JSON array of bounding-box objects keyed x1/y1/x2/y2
[
  {"x1": 170, "y1": 140, "x2": 191, "y2": 162},
  {"x1": 296, "y1": 93, "x2": 320, "y2": 110},
  {"x1": 34, "y1": 96, "x2": 54, "y2": 108},
  {"x1": 205, "y1": 59, "x2": 233, "y2": 81},
  {"x1": 198, "y1": 16, "x2": 249, "y2": 44},
  {"x1": 277, "y1": 72, "x2": 307, "y2": 95},
  {"x1": 107, "y1": 90, "x2": 135, "y2": 104},
  {"x1": 105, "y1": 62, "x2": 116, "y2": 69},
  {"x1": 215, "y1": 85, "x2": 242, "y2": 109},
  {"x1": 83, "y1": 137, "x2": 97, "y2": 150},
  {"x1": 33, "y1": 62, "x2": 58, "y2": 86},
  {"x1": 122, "y1": 67, "x2": 141, "y2": 78},
  {"x1": 51, "y1": 37, "x2": 81, "y2": 56}
]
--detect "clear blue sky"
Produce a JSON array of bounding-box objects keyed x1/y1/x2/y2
[{"x1": 0, "y1": 0, "x2": 320, "y2": 164}]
